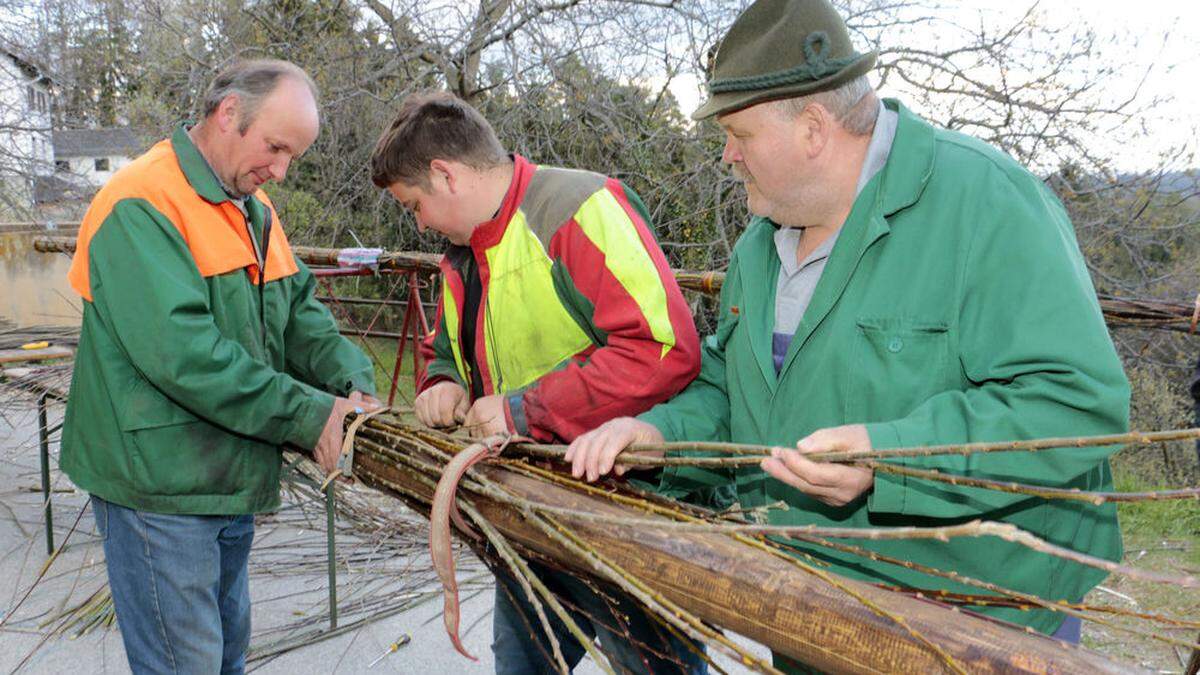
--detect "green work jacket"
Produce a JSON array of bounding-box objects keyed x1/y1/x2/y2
[
  {"x1": 60, "y1": 125, "x2": 375, "y2": 515},
  {"x1": 641, "y1": 100, "x2": 1130, "y2": 635}
]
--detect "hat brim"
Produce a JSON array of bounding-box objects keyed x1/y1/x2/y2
[{"x1": 691, "y1": 51, "x2": 878, "y2": 121}]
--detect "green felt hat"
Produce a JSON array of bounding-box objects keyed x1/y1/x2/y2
[{"x1": 692, "y1": 0, "x2": 877, "y2": 120}]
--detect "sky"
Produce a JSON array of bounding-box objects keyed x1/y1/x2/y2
[{"x1": 667, "y1": 0, "x2": 1199, "y2": 172}]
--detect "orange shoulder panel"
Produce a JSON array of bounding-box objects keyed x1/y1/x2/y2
[
  {"x1": 68, "y1": 140, "x2": 298, "y2": 302},
  {"x1": 254, "y1": 190, "x2": 300, "y2": 285}
]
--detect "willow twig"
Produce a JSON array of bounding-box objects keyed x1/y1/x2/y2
[
  {"x1": 802, "y1": 428, "x2": 1200, "y2": 463},
  {"x1": 348, "y1": 419, "x2": 1178, "y2": 671},
  {"x1": 876, "y1": 586, "x2": 1200, "y2": 629},
  {"x1": 768, "y1": 535, "x2": 1200, "y2": 652},
  {"x1": 461, "y1": 500, "x2": 607, "y2": 675},
  {"x1": 729, "y1": 528, "x2": 968, "y2": 674},
  {"x1": 356, "y1": 422, "x2": 1200, "y2": 590},
  {"x1": 479, "y1": 449, "x2": 964, "y2": 674},
  {"x1": 512, "y1": 427, "x2": 1200, "y2": 467},
  {"x1": 461, "y1": 495, "x2": 1199, "y2": 590},
  {"x1": 531, "y1": 512, "x2": 785, "y2": 675},
  {"x1": 1, "y1": 502, "x2": 87, "y2": 629},
  {"x1": 859, "y1": 461, "x2": 1200, "y2": 504}
]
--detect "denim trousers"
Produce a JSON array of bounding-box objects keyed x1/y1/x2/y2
[
  {"x1": 91, "y1": 495, "x2": 255, "y2": 675},
  {"x1": 492, "y1": 560, "x2": 708, "y2": 675}
]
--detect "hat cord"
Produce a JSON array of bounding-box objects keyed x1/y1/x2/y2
[{"x1": 709, "y1": 31, "x2": 861, "y2": 94}]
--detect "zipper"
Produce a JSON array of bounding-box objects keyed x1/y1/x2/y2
[
  {"x1": 259, "y1": 208, "x2": 272, "y2": 352},
  {"x1": 242, "y1": 203, "x2": 271, "y2": 354},
  {"x1": 483, "y1": 292, "x2": 503, "y2": 393},
  {"x1": 473, "y1": 245, "x2": 503, "y2": 395}
]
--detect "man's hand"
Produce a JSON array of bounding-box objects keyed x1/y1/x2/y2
[
  {"x1": 414, "y1": 381, "x2": 469, "y2": 428},
  {"x1": 314, "y1": 397, "x2": 363, "y2": 473},
  {"x1": 312, "y1": 393, "x2": 381, "y2": 476},
  {"x1": 463, "y1": 394, "x2": 509, "y2": 438},
  {"x1": 565, "y1": 417, "x2": 664, "y2": 482},
  {"x1": 349, "y1": 390, "x2": 382, "y2": 410},
  {"x1": 761, "y1": 424, "x2": 875, "y2": 507}
]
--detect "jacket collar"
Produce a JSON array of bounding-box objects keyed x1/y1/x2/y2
[
  {"x1": 171, "y1": 122, "x2": 238, "y2": 205},
  {"x1": 743, "y1": 99, "x2": 937, "y2": 389},
  {"x1": 468, "y1": 154, "x2": 534, "y2": 251},
  {"x1": 875, "y1": 98, "x2": 936, "y2": 217}
]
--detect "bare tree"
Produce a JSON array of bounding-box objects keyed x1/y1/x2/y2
[{"x1": 2, "y1": 0, "x2": 1197, "y2": 466}]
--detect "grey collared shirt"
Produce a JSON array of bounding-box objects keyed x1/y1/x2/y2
[
  {"x1": 771, "y1": 101, "x2": 898, "y2": 373},
  {"x1": 218, "y1": 188, "x2": 259, "y2": 265}
]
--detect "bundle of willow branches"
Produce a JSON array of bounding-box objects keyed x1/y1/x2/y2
[
  {"x1": 346, "y1": 415, "x2": 1200, "y2": 674},
  {"x1": 0, "y1": 319, "x2": 80, "y2": 350},
  {"x1": 0, "y1": 363, "x2": 72, "y2": 403}
]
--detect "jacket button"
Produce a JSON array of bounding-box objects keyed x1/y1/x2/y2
[{"x1": 887, "y1": 336, "x2": 904, "y2": 353}]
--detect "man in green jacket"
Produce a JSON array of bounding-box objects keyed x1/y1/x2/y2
[
  {"x1": 62, "y1": 60, "x2": 377, "y2": 674},
  {"x1": 566, "y1": 0, "x2": 1130, "y2": 668}
]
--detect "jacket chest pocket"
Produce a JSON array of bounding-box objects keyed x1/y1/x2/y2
[
  {"x1": 846, "y1": 317, "x2": 951, "y2": 422},
  {"x1": 117, "y1": 376, "x2": 199, "y2": 432}
]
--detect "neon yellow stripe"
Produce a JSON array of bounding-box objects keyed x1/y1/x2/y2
[
  {"x1": 573, "y1": 189, "x2": 676, "y2": 359},
  {"x1": 484, "y1": 210, "x2": 591, "y2": 392}
]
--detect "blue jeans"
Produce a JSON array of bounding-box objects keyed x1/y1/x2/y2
[
  {"x1": 91, "y1": 495, "x2": 255, "y2": 675},
  {"x1": 492, "y1": 560, "x2": 707, "y2": 674},
  {"x1": 1051, "y1": 615, "x2": 1082, "y2": 643}
]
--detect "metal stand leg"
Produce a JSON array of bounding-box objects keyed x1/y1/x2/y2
[
  {"x1": 325, "y1": 483, "x2": 338, "y2": 629},
  {"x1": 387, "y1": 271, "x2": 430, "y2": 407},
  {"x1": 38, "y1": 393, "x2": 54, "y2": 556}
]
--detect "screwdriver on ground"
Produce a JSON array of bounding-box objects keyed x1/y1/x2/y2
[{"x1": 368, "y1": 633, "x2": 411, "y2": 668}]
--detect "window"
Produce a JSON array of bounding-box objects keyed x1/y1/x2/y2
[
  {"x1": 94, "y1": 158, "x2": 110, "y2": 171},
  {"x1": 56, "y1": 160, "x2": 69, "y2": 172},
  {"x1": 24, "y1": 88, "x2": 48, "y2": 113}
]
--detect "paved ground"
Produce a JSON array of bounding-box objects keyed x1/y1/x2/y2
[{"x1": 0, "y1": 399, "x2": 764, "y2": 674}]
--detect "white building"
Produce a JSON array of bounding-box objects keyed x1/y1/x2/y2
[
  {"x1": 0, "y1": 45, "x2": 53, "y2": 214},
  {"x1": 52, "y1": 127, "x2": 141, "y2": 190}
]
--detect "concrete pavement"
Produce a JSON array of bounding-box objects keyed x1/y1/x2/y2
[{"x1": 0, "y1": 400, "x2": 763, "y2": 674}]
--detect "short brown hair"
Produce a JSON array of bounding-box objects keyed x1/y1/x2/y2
[{"x1": 370, "y1": 91, "x2": 508, "y2": 188}]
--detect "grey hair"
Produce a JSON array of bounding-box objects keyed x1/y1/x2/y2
[
  {"x1": 200, "y1": 59, "x2": 319, "y2": 132},
  {"x1": 770, "y1": 75, "x2": 878, "y2": 136}
]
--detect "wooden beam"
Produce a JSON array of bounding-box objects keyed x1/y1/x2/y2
[{"x1": 0, "y1": 346, "x2": 73, "y2": 364}]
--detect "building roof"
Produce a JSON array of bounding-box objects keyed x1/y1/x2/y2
[
  {"x1": 33, "y1": 173, "x2": 91, "y2": 204},
  {"x1": 1, "y1": 43, "x2": 52, "y2": 84},
  {"x1": 53, "y1": 127, "x2": 143, "y2": 159}
]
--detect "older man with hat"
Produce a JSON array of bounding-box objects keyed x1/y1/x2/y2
[{"x1": 566, "y1": 0, "x2": 1130, "y2": 669}]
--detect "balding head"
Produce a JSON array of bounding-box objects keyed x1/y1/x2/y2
[{"x1": 201, "y1": 59, "x2": 319, "y2": 133}]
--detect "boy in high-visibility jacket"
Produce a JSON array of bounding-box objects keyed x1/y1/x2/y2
[{"x1": 370, "y1": 91, "x2": 704, "y2": 675}]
